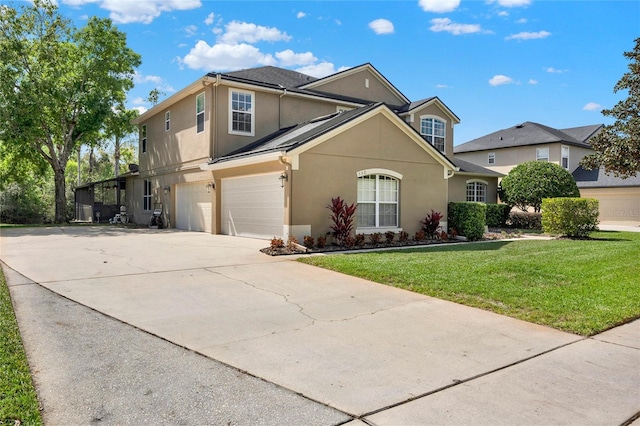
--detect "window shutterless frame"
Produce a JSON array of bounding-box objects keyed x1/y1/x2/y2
[{"x1": 196, "y1": 93, "x2": 205, "y2": 134}]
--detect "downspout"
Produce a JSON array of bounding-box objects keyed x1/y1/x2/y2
[
  {"x1": 279, "y1": 154, "x2": 292, "y2": 238},
  {"x1": 204, "y1": 74, "x2": 221, "y2": 161}
]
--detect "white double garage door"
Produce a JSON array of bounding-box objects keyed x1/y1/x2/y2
[{"x1": 175, "y1": 173, "x2": 284, "y2": 239}]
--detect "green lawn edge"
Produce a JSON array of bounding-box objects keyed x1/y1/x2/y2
[
  {"x1": 0, "y1": 268, "x2": 43, "y2": 426},
  {"x1": 298, "y1": 231, "x2": 640, "y2": 336}
]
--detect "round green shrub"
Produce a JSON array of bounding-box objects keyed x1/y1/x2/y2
[{"x1": 448, "y1": 202, "x2": 486, "y2": 241}]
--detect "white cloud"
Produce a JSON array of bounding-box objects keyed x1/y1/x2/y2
[
  {"x1": 369, "y1": 18, "x2": 394, "y2": 35},
  {"x1": 429, "y1": 18, "x2": 483, "y2": 35},
  {"x1": 62, "y1": 0, "x2": 202, "y2": 24},
  {"x1": 219, "y1": 21, "x2": 291, "y2": 44},
  {"x1": 295, "y1": 63, "x2": 348, "y2": 78},
  {"x1": 132, "y1": 106, "x2": 148, "y2": 115},
  {"x1": 498, "y1": 11, "x2": 509, "y2": 17},
  {"x1": 546, "y1": 67, "x2": 568, "y2": 74},
  {"x1": 488, "y1": 0, "x2": 531, "y2": 7},
  {"x1": 516, "y1": 18, "x2": 527, "y2": 24},
  {"x1": 489, "y1": 74, "x2": 514, "y2": 86},
  {"x1": 436, "y1": 84, "x2": 450, "y2": 89},
  {"x1": 133, "y1": 71, "x2": 163, "y2": 85},
  {"x1": 275, "y1": 49, "x2": 317, "y2": 67},
  {"x1": 528, "y1": 79, "x2": 538, "y2": 85},
  {"x1": 418, "y1": 0, "x2": 460, "y2": 13},
  {"x1": 506, "y1": 30, "x2": 551, "y2": 40},
  {"x1": 583, "y1": 102, "x2": 602, "y2": 111},
  {"x1": 182, "y1": 40, "x2": 276, "y2": 71},
  {"x1": 297, "y1": 11, "x2": 306, "y2": 19},
  {"x1": 132, "y1": 97, "x2": 147, "y2": 106},
  {"x1": 184, "y1": 24, "x2": 198, "y2": 37},
  {"x1": 204, "y1": 12, "x2": 214, "y2": 25}
]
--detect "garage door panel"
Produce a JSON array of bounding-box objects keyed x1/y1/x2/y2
[
  {"x1": 176, "y1": 183, "x2": 212, "y2": 233},
  {"x1": 222, "y1": 174, "x2": 284, "y2": 239}
]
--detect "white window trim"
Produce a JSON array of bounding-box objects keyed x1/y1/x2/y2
[
  {"x1": 165, "y1": 111, "x2": 170, "y2": 132},
  {"x1": 466, "y1": 179, "x2": 488, "y2": 203},
  {"x1": 536, "y1": 147, "x2": 549, "y2": 162},
  {"x1": 141, "y1": 124, "x2": 147, "y2": 154},
  {"x1": 355, "y1": 172, "x2": 401, "y2": 233},
  {"x1": 561, "y1": 145, "x2": 570, "y2": 169},
  {"x1": 419, "y1": 115, "x2": 447, "y2": 154},
  {"x1": 196, "y1": 92, "x2": 205, "y2": 134},
  {"x1": 228, "y1": 88, "x2": 255, "y2": 136},
  {"x1": 488, "y1": 152, "x2": 495, "y2": 165}
]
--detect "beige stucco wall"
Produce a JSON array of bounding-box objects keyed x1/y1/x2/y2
[
  {"x1": 290, "y1": 113, "x2": 448, "y2": 239},
  {"x1": 309, "y1": 69, "x2": 406, "y2": 106},
  {"x1": 579, "y1": 187, "x2": 640, "y2": 226},
  {"x1": 448, "y1": 174, "x2": 499, "y2": 204}
]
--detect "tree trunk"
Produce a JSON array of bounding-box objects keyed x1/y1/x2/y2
[{"x1": 54, "y1": 165, "x2": 67, "y2": 224}]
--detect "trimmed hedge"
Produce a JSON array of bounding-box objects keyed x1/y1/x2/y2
[
  {"x1": 508, "y1": 211, "x2": 542, "y2": 230},
  {"x1": 448, "y1": 202, "x2": 486, "y2": 241},
  {"x1": 485, "y1": 204, "x2": 511, "y2": 227},
  {"x1": 542, "y1": 197, "x2": 599, "y2": 238}
]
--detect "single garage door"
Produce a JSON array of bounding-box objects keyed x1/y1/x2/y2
[
  {"x1": 175, "y1": 182, "x2": 212, "y2": 232},
  {"x1": 221, "y1": 174, "x2": 284, "y2": 239}
]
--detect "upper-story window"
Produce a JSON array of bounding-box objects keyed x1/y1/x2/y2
[
  {"x1": 466, "y1": 180, "x2": 487, "y2": 203},
  {"x1": 141, "y1": 124, "x2": 147, "y2": 154},
  {"x1": 165, "y1": 111, "x2": 170, "y2": 131},
  {"x1": 229, "y1": 89, "x2": 254, "y2": 136},
  {"x1": 420, "y1": 116, "x2": 446, "y2": 153},
  {"x1": 561, "y1": 145, "x2": 570, "y2": 169},
  {"x1": 536, "y1": 147, "x2": 549, "y2": 162},
  {"x1": 488, "y1": 152, "x2": 496, "y2": 165},
  {"x1": 196, "y1": 92, "x2": 205, "y2": 134}
]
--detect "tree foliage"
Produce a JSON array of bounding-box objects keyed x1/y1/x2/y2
[
  {"x1": 102, "y1": 104, "x2": 139, "y2": 178},
  {"x1": 581, "y1": 38, "x2": 640, "y2": 178},
  {"x1": 498, "y1": 161, "x2": 580, "y2": 212},
  {"x1": 0, "y1": 0, "x2": 141, "y2": 223}
]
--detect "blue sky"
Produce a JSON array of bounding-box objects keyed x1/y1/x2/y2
[{"x1": 18, "y1": 0, "x2": 640, "y2": 144}]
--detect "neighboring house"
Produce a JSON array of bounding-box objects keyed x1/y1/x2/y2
[
  {"x1": 454, "y1": 121, "x2": 640, "y2": 226},
  {"x1": 127, "y1": 63, "x2": 498, "y2": 239},
  {"x1": 573, "y1": 166, "x2": 640, "y2": 225}
]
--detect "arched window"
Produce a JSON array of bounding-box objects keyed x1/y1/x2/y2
[
  {"x1": 420, "y1": 116, "x2": 446, "y2": 153},
  {"x1": 466, "y1": 180, "x2": 487, "y2": 203},
  {"x1": 357, "y1": 171, "x2": 401, "y2": 229}
]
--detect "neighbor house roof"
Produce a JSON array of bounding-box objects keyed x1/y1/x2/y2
[
  {"x1": 202, "y1": 103, "x2": 457, "y2": 172},
  {"x1": 454, "y1": 121, "x2": 602, "y2": 153},
  {"x1": 572, "y1": 166, "x2": 640, "y2": 188}
]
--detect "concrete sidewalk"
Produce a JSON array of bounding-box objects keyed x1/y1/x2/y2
[{"x1": 2, "y1": 226, "x2": 639, "y2": 425}]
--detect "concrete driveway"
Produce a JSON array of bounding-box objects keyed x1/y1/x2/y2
[{"x1": 2, "y1": 226, "x2": 639, "y2": 425}]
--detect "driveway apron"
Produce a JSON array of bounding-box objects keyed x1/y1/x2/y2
[{"x1": 2, "y1": 226, "x2": 638, "y2": 424}]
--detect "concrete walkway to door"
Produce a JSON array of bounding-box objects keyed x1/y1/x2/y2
[{"x1": 1, "y1": 226, "x2": 639, "y2": 425}]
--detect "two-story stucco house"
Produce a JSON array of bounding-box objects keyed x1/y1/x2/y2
[
  {"x1": 454, "y1": 121, "x2": 640, "y2": 225},
  {"x1": 126, "y1": 63, "x2": 499, "y2": 240}
]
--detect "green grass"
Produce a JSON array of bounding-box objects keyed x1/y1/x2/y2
[
  {"x1": 299, "y1": 231, "x2": 640, "y2": 336},
  {"x1": 0, "y1": 269, "x2": 42, "y2": 426}
]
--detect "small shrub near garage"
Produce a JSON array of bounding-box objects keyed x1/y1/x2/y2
[
  {"x1": 508, "y1": 211, "x2": 542, "y2": 230},
  {"x1": 485, "y1": 204, "x2": 511, "y2": 227},
  {"x1": 542, "y1": 198, "x2": 599, "y2": 238},
  {"x1": 448, "y1": 202, "x2": 486, "y2": 241}
]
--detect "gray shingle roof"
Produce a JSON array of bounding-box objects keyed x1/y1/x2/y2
[
  {"x1": 454, "y1": 121, "x2": 602, "y2": 153},
  {"x1": 219, "y1": 66, "x2": 318, "y2": 88},
  {"x1": 209, "y1": 104, "x2": 382, "y2": 164},
  {"x1": 573, "y1": 166, "x2": 640, "y2": 188},
  {"x1": 450, "y1": 157, "x2": 503, "y2": 177}
]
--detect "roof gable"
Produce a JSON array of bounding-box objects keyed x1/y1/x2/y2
[
  {"x1": 454, "y1": 121, "x2": 600, "y2": 153},
  {"x1": 397, "y1": 96, "x2": 461, "y2": 124},
  {"x1": 299, "y1": 63, "x2": 410, "y2": 106}
]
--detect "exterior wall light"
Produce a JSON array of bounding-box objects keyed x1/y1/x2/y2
[
  {"x1": 279, "y1": 172, "x2": 288, "y2": 188},
  {"x1": 163, "y1": 185, "x2": 170, "y2": 195},
  {"x1": 206, "y1": 182, "x2": 214, "y2": 193}
]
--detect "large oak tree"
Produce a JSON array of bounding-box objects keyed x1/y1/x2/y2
[
  {"x1": 0, "y1": 0, "x2": 141, "y2": 223},
  {"x1": 581, "y1": 38, "x2": 640, "y2": 178}
]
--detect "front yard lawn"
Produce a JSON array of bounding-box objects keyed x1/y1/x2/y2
[{"x1": 298, "y1": 231, "x2": 640, "y2": 336}]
